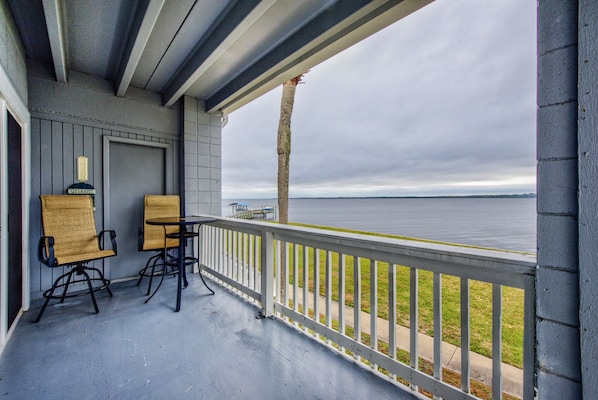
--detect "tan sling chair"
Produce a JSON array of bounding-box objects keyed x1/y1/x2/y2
[
  {"x1": 35, "y1": 195, "x2": 117, "y2": 322},
  {"x1": 137, "y1": 195, "x2": 180, "y2": 295}
]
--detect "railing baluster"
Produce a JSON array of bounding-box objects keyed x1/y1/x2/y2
[
  {"x1": 461, "y1": 277, "x2": 471, "y2": 393},
  {"x1": 245, "y1": 233, "x2": 250, "y2": 287},
  {"x1": 275, "y1": 240, "x2": 281, "y2": 307},
  {"x1": 433, "y1": 271, "x2": 442, "y2": 399},
  {"x1": 294, "y1": 244, "x2": 299, "y2": 320},
  {"x1": 207, "y1": 226, "x2": 213, "y2": 270},
  {"x1": 254, "y1": 234, "x2": 260, "y2": 292},
  {"x1": 370, "y1": 259, "x2": 378, "y2": 370},
  {"x1": 233, "y1": 230, "x2": 239, "y2": 281},
  {"x1": 238, "y1": 232, "x2": 243, "y2": 285},
  {"x1": 326, "y1": 251, "x2": 333, "y2": 342},
  {"x1": 313, "y1": 248, "x2": 320, "y2": 337},
  {"x1": 237, "y1": 232, "x2": 245, "y2": 285},
  {"x1": 339, "y1": 254, "x2": 346, "y2": 350},
  {"x1": 282, "y1": 242, "x2": 294, "y2": 307},
  {"x1": 226, "y1": 229, "x2": 232, "y2": 278},
  {"x1": 492, "y1": 283, "x2": 503, "y2": 399},
  {"x1": 354, "y1": 256, "x2": 361, "y2": 360},
  {"x1": 198, "y1": 225, "x2": 205, "y2": 271},
  {"x1": 303, "y1": 245, "x2": 309, "y2": 332},
  {"x1": 214, "y1": 226, "x2": 219, "y2": 272},
  {"x1": 212, "y1": 227, "x2": 217, "y2": 274},
  {"x1": 410, "y1": 267, "x2": 418, "y2": 391},
  {"x1": 199, "y1": 226, "x2": 205, "y2": 267},
  {"x1": 389, "y1": 263, "x2": 397, "y2": 379},
  {"x1": 248, "y1": 234, "x2": 254, "y2": 289},
  {"x1": 220, "y1": 229, "x2": 228, "y2": 276},
  {"x1": 242, "y1": 233, "x2": 247, "y2": 286}
]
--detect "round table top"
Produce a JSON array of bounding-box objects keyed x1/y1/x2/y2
[{"x1": 145, "y1": 216, "x2": 216, "y2": 226}]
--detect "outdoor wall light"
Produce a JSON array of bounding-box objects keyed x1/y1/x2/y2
[{"x1": 77, "y1": 155, "x2": 88, "y2": 182}]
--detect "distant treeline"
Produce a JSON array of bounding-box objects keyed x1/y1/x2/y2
[{"x1": 290, "y1": 193, "x2": 537, "y2": 200}]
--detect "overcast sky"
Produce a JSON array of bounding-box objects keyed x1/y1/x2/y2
[{"x1": 222, "y1": 0, "x2": 537, "y2": 200}]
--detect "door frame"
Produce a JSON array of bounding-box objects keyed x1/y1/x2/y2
[
  {"x1": 102, "y1": 136, "x2": 173, "y2": 279},
  {"x1": 0, "y1": 65, "x2": 30, "y2": 354}
]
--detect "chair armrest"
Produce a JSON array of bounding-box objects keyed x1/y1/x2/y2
[
  {"x1": 37, "y1": 236, "x2": 57, "y2": 267},
  {"x1": 138, "y1": 226, "x2": 144, "y2": 251},
  {"x1": 99, "y1": 230, "x2": 117, "y2": 255}
]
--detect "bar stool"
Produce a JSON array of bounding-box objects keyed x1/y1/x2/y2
[{"x1": 137, "y1": 195, "x2": 180, "y2": 295}]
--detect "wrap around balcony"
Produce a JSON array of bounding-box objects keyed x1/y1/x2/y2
[
  {"x1": 0, "y1": 217, "x2": 535, "y2": 400},
  {"x1": 200, "y1": 217, "x2": 536, "y2": 400}
]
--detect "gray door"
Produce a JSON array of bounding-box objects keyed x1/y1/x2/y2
[{"x1": 108, "y1": 141, "x2": 167, "y2": 280}]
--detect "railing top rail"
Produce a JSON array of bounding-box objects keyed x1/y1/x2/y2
[{"x1": 203, "y1": 216, "x2": 537, "y2": 287}]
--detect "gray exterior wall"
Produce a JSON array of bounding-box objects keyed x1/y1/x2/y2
[
  {"x1": 27, "y1": 64, "x2": 181, "y2": 296},
  {"x1": 535, "y1": 0, "x2": 598, "y2": 397},
  {"x1": 577, "y1": 0, "x2": 598, "y2": 398},
  {"x1": 182, "y1": 96, "x2": 222, "y2": 217},
  {"x1": 0, "y1": 0, "x2": 27, "y2": 103}
]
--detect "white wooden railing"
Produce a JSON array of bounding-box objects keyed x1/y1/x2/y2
[{"x1": 197, "y1": 217, "x2": 536, "y2": 400}]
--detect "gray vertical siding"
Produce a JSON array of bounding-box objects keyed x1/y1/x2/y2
[
  {"x1": 28, "y1": 70, "x2": 182, "y2": 297},
  {"x1": 29, "y1": 117, "x2": 181, "y2": 296}
]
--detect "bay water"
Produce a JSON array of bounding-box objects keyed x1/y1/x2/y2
[{"x1": 222, "y1": 197, "x2": 536, "y2": 253}]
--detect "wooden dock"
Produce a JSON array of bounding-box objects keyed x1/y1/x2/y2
[{"x1": 228, "y1": 203, "x2": 277, "y2": 220}]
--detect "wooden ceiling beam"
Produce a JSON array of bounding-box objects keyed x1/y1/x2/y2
[
  {"x1": 42, "y1": 0, "x2": 68, "y2": 83},
  {"x1": 115, "y1": 0, "x2": 165, "y2": 98}
]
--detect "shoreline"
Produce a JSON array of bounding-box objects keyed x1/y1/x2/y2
[{"x1": 224, "y1": 193, "x2": 537, "y2": 200}]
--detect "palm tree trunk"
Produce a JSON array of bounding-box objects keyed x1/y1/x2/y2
[{"x1": 277, "y1": 74, "x2": 303, "y2": 299}]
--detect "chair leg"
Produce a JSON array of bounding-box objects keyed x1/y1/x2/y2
[
  {"x1": 34, "y1": 272, "x2": 72, "y2": 323},
  {"x1": 58, "y1": 270, "x2": 75, "y2": 303},
  {"x1": 145, "y1": 259, "x2": 170, "y2": 304},
  {"x1": 34, "y1": 296, "x2": 52, "y2": 324},
  {"x1": 198, "y1": 266, "x2": 215, "y2": 295},
  {"x1": 137, "y1": 252, "x2": 160, "y2": 286},
  {"x1": 34, "y1": 265, "x2": 111, "y2": 323},
  {"x1": 145, "y1": 253, "x2": 165, "y2": 296},
  {"x1": 80, "y1": 269, "x2": 99, "y2": 314},
  {"x1": 195, "y1": 229, "x2": 214, "y2": 295},
  {"x1": 86, "y1": 266, "x2": 113, "y2": 297},
  {"x1": 33, "y1": 275, "x2": 63, "y2": 324}
]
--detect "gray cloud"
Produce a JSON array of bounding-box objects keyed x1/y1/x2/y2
[{"x1": 222, "y1": 0, "x2": 536, "y2": 199}]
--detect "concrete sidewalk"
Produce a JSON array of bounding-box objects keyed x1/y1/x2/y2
[{"x1": 286, "y1": 285, "x2": 523, "y2": 398}]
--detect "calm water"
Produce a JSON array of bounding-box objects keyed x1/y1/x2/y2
[{"x1": 222, "y1": 197, "x2": 537, "y2": 253}]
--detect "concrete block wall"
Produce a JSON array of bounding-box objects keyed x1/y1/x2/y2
[
  {"x1": 182, "y1": 96, "x2": 222, "y2": 216},
  {"x1": 0, "y1": 0, "x2": 27, "y2": 103},
  {"x1": 578, "y1": 0, "x2": 598, "y2": 397},
  {"x1": 536, "y1": 0, "x2": 581, "y2": 398}
]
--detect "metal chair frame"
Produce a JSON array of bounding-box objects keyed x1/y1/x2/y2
[
  {"x1": 137, "y1": 195, "x2": 180, "y2": 295},
  {"x1": 35, "y1": 195, "x2": 117, "y2": 322}
]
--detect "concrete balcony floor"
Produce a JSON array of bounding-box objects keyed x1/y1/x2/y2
[{"x1": 0, "y1": 274, "x2": 421, "y2": 399}]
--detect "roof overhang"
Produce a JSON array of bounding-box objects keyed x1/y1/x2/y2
[{"x1": 8, "y1": 0, "x2": 433, "y2": 114}]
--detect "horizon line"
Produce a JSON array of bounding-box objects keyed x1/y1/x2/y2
[{"x1": 223, "y1": 193, "x2": 537, "y2": 200}]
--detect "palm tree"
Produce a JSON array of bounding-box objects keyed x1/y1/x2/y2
[{"x1": 276, "y1": 73, "x2": 304, "y2": 298}]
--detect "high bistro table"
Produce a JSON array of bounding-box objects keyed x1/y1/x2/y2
[{"x1": 145, "y1": 216, "x2": 216, "y2": 311}]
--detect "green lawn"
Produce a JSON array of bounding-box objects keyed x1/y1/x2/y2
[{"x1": 280, "y1": 223, "x2": 528, "y2": 368}]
